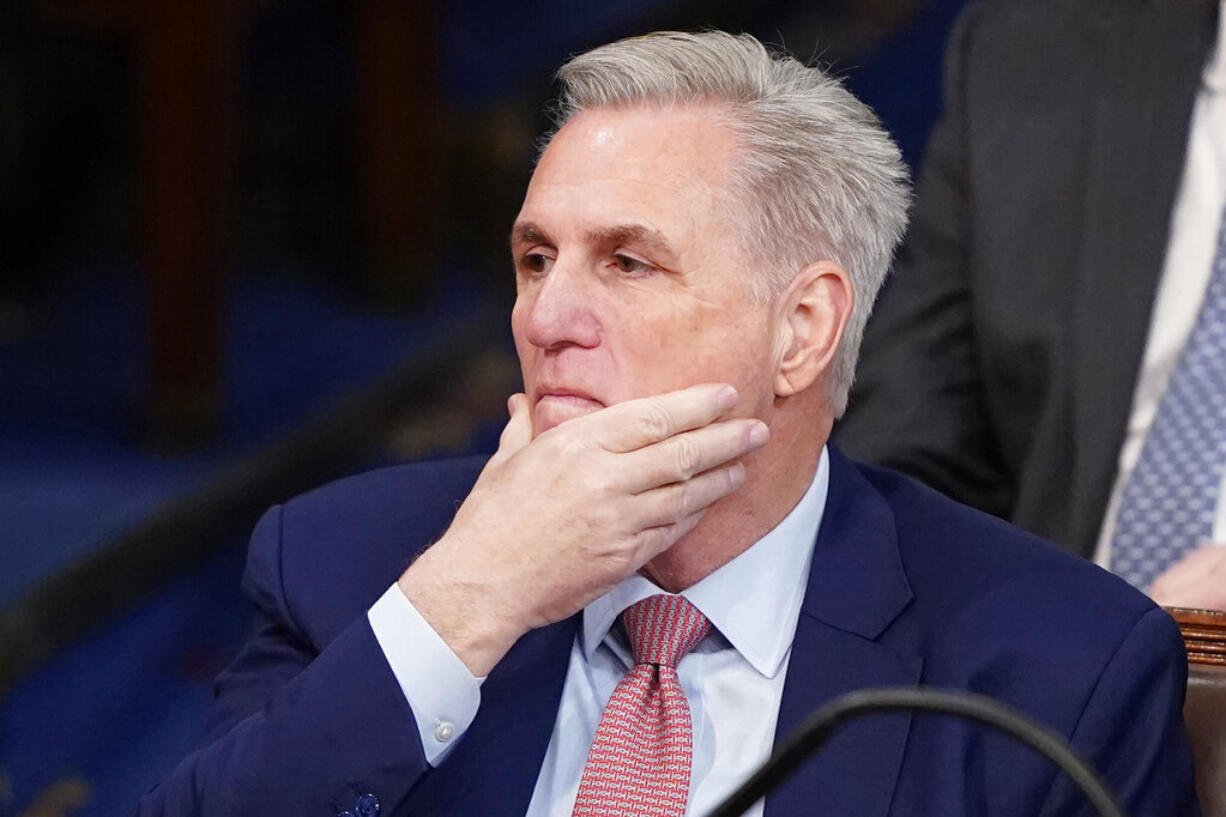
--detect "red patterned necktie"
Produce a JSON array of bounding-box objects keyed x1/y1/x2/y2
[{"x1": 571, "y1": 594, "x2": 712, "y2": 817}]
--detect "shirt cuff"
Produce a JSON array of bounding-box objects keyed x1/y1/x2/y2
[{"x1": 367, "y1": 582, "x2": 483, "y2": 766}]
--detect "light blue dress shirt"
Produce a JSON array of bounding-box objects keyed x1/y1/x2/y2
[{"x1": 368, "y1": 446, "x2": 829, "y2": 816}]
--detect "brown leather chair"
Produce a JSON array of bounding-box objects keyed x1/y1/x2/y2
[{"x1": 1168, "y1": 607, "x2": 1226, "y2": 817}]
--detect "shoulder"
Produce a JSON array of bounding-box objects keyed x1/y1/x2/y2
[
  {"x1": 857, "y1": 461, "x2": 1174, "y2": 693},
  {"x1": 246, "y1": 456, "x2": 488, "y2": 645},
  {"x1": 862, "y1": 460, "x2": 1153, "y2": 622},
  {"x1": 847, "y1": 458, "x2": 1196, "y2": 816},
  {"x1": 279, "y1": 455, "x2": 488, "y2": 547}
]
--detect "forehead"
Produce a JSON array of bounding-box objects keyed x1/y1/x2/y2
[{"x1": 518, "y1": 104, "x2": 740, "y2": 247}]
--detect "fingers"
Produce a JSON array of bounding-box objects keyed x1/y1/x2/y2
[
  {"x1": 587, "y1": 383, "x2": 739, "y2": 453},
  {"x1": 634, "y1": 461, "x2": 748, "y2": 530},
  {"x1": 633, "y1": 509, "x2": 708, "y2": 563},
  {"x1": 623, "y1": 418, "x2": 768, "y2": 493},
  {"x1": 1154, "y1": 546, "x2": 1222, "y2": 586},
  {"x1": 1180, "y1": 545, "x2": 1226, "y2": 569},
  {"x1": 1148, "y1": 546, "x2": 1226, "y2": 608},
  {"x1": 491, "y1": 393, "x2": 533, "y2": 463}
]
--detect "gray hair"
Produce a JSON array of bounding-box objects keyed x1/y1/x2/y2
[{"x1": 548, "y1": 31, "x2": 910, "y2": 416}]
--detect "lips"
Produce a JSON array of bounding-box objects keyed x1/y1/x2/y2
[
  {"x1": 536, "y1": 387, "x2": 602, "y2": 404},
  {"x1": 533, "y1": 387, "x2": 606, "y2": 431}
]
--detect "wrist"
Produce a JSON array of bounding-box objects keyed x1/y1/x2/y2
[{"x1": 397, "y1": 545, "x2": 527, "y2": 677}]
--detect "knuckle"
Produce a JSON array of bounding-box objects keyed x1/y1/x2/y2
[
  {"x1": 592, "y1": 500, "x2": 621, "y2": 529},
  {"x1": 634, "y1": 526, "x2": 670, "y2": 557},
  {"x1": 673, "y1": 437, "x2": 701, "y2": 478},
  {"x1": 636, "y1": 399, "x2": 673, "y2": 440},
  {"x1": 672, "y1": 482, "x2": 695, "y2": 518},
  {"x1": 552, "y1": 429, "x2": 589, "y2": 459},
  {"x1": 589, "y1": 471, "x2": 617, "y2": 499}
]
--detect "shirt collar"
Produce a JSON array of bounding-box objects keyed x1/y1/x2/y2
[{"x1": 580, "y1": 445, "x2": 830, "y2": 679}]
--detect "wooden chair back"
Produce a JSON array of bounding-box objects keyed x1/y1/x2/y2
[{"x1": 1168, "y1": 607, "x2": 1226, "y2": 817}]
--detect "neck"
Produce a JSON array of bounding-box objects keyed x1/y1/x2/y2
[{"x1": 641, "y1": 406, "x2": 831, "y2": 592}]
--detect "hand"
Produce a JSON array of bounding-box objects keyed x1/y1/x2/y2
[
  {"x1": 397, "y1": 382, "x2": 769, "y2": 675},
  {"x1": 1147, "y1": 545, "x2": 1226, "y2": 611}
]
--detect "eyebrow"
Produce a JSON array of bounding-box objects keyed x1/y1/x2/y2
[
  {"x1": 510, "y1": 220, "x2": 678, "y2": 262},
  {"x1": 510, "y1": 221, "x2": 551, "y2": 248},
  {"x1": 589, "y1": 224, "x2": 676, "y2": 261}
]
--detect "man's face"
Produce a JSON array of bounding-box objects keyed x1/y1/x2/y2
[{"x1": 511, "y1": 104, "x2": 782, "y2": 437}]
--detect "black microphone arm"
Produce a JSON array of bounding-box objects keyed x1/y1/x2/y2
[{"x1": 705, "y1": 686, "x2": 1127, "y2": 817}]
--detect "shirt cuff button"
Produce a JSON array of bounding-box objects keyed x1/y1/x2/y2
[{"x1": 434, "y1": 721, "x2": 456, "y2": 743}]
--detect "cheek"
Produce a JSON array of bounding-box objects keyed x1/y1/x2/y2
[
  {"x1": 699, "y1": 307, "x2": 778, "y2": 398},
  {"x1": 695, "y1": 329, "x2": 775, "y2": 387},
  {"x1": 615, "y1": 300, "x2": 776, "y2": 403}
]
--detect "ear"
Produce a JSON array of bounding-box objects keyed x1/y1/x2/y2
[{"x1": 772, "y1": 261, "x2": 854, "y2": 398}]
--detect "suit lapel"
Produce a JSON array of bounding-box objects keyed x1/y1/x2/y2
[
  {"x1": 396, "y1": 615, "x2": 578, "y2": 817},
  {"x1": 1069, "y1": 0, "x2": 1217, "y2": 550},
  {"x1": 765, "y1": 447, "x2": 922, "y2": 817}
]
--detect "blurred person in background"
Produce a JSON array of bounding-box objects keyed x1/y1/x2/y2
[
  {"x1": 836, "y1": 0, "x2": 1226, "y2": 610},
  {"x1": 137, "y1": 30, "x2": 1198, "y2": 817}
]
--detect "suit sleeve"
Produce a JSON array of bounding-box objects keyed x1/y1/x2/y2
[
  {"x1": 833, "y1": 2, "x2": 1014, "y2": 519},
  {"x1": 1038, "y1": 607, "x2": 1201, "y2": 817},
  {"x1": 133, "y1": 505, "x2": 432, "y2": 817}
]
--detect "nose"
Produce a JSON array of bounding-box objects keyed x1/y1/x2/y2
[{"x1": 517, "y1": 262, "x2": 601, "y2": 352}]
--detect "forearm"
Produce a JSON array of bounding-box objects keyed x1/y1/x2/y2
[{"x1": 135, "y1": 616, "x2": 430, "y2": 817}]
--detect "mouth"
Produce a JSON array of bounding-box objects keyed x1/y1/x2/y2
[
  {"x1": 533, "y1": 387, "x2": 606, "y2": 430},
  {"x1": 535, "y1": 386, "x2": 602, "y2": 403}
]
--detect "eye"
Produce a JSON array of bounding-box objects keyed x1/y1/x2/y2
[
  {"x1": 611, "y1": 254, "x2": 656, "y2": 277},
  {"x1": 519, "y1": 251, "x2": 553, "y2": 277}
]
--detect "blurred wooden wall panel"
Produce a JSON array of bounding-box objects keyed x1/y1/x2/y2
[
  {"x1": 137, "y1": 0, "x2": 237, "y2": 445},
  {"x1": 354, "y1": 0, "x2": 441, "y2": 309}
]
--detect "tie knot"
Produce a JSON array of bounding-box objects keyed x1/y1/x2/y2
[{"x1": 621, "y1": 594, "x2": 711, "y2": 668}]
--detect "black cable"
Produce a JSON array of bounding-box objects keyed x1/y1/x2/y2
[{"x1": 705, "y1": 686, "x2": 1127, "y2": 817}]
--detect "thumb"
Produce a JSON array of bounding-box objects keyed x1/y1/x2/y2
[{"x1": 493, "y1": 393, "x2": 533, "y2": 461}]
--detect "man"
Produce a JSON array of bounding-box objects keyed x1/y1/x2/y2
[
  {"x1": 139, "y1": 31, "x2": 1198, "y2": 817},
  {"x1": 834, "y1": 0, "x2": 1226, "y2": 609}
]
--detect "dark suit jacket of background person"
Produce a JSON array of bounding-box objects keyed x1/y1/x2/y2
[
  {"x1": 833, "y1": 0, "x2": 1220, "y2": 560},
  {"x1": 134, "y1": 446, "x2": 1199, "y2": 816}
]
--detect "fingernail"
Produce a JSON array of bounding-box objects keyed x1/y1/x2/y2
[
  {"x1": 729, "y1": 462, "x2": 746, "y2": 487},
  {"x1": 717, "y1": 385, "x2": 738, "y2": 410},
  {"x1": 748, "y1": 421, "x2": 770, "y2": 447}
]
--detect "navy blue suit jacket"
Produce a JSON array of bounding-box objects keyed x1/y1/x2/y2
[{"x1": 137, "y1": 446, "x2": 1199, "y2": 816}]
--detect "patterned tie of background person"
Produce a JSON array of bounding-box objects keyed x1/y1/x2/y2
[{"x1": 1112, "y1": 204, "x2": 1226, "y2": 591}]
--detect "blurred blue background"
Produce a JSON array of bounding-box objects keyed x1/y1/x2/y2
[{"x1": 0, "y1": 0, "x2": 965, "y2": 813}]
